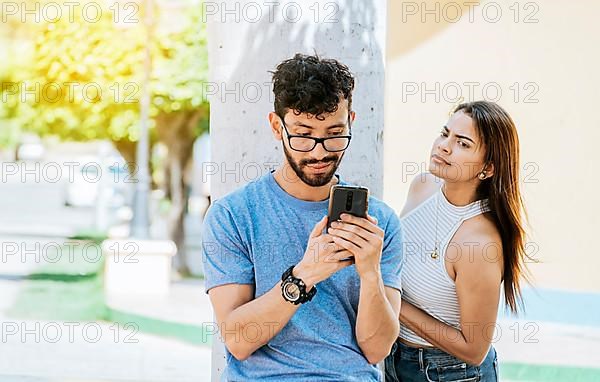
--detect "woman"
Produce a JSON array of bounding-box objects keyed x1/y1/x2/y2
[{"x1": 385, "y1": 101, "x2": 529, "y2": 382}]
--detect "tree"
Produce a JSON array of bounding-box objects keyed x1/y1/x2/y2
[
  {"x1": 153, "y1": 4, "x2": 209, "y2": 274},
  {"x1": 0, "y1": 32, "x2": 30, "y2": 150},
  {"x1": 0, "y1": 53, "x2": 20, "y2": 149},
  {"x1": 16, "y1": 1, "x2": 209, "y2": 273}
]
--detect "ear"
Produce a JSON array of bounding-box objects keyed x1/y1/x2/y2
[
  {"x1": 268, "y1": 112, "x2": 283, "y2": 141},
  {"x1": 484, "y1": 162, "x2": 495, "y2": 178},
  {"x1": 350, "y1": 110, "x2": 356, "y2": 122}
]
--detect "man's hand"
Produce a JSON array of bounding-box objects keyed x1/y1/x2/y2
[
  {"x1": 327, "y1": 213, "x2": 384, "y2": 279},
  {"x1": 328, "y1": 213, "x2": 400, "y2": 364},
  {"x1": 293, "y1": 216, "x2": 355, "y2": 290}
]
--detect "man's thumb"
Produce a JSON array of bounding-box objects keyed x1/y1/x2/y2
[{"x1": 310, "y1": 215, "x2": 328, "y2": 238}]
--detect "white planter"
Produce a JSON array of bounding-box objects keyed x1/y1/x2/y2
[{"x1": 102, "y1": 239, "x2": 177, "y2": 296}]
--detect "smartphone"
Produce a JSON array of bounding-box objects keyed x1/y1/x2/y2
[
  {"x1": 327, "y1": 185, "x2": 369, "y2": 229},
  {"x1": 327, "y1": 185, "x2": 369, "y2": 261}
]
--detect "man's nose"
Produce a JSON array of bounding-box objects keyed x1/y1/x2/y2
[{"x1": 311, "y1": 140, "x2": 329, "y2": 158}]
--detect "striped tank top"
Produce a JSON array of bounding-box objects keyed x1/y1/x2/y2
[{"x1": 399, "y1": 185, "x2": 490, "y2": 346}]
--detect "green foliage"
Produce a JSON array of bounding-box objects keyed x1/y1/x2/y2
[
  {"x1": 18, "y1": 8, "x2": 144, "y2": 141},
  {"x1": 10, "y1": 0, "x2": 209, "y2": 143},
  {"x1": 0, "y1": 41, "x2": 24, "y2": 148},
  {"x1": 152, "y1": 3, "x2": 209, "y2": 118}
]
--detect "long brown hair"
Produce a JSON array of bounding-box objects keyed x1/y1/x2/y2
[{"x1": 454, "y1": 101, "x2": 530, "y2": 313}]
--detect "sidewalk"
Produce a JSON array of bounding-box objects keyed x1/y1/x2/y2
[
  {"x1": 0, "y1": 316, "x2": 211, "y2": 382},
  {"x1": 0, "y1": 279, "x2": 211, "y2": 382},
  {"x1": 492, "y1": 287, "x2": 600, "y2": 381},
  {"x1": 495, "y1": 320, "x2": 600, "y2": 381}
]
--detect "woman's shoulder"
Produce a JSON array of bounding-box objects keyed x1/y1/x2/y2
[
  {"x1": 453, "y1": 213, "x2": 504, "y2": 274},
  {"x1": 457, "y1": 212, "x2": 501, "y2": 244},
  {"x1": 399, "y1": 172, "x2": 442, "y2": 217}
]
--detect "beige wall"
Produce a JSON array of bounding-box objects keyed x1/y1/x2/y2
[{"x1": 384, "y1": 0, "x2": 600, "y2": 292}]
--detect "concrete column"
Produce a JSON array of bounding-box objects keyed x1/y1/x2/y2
[{"x1": 206, "y1": 1, "x2": 387, "y2": 379}]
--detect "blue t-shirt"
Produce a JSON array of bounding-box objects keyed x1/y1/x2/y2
[{"x1": 201, "y1": 171, "x2": 403, "y2": 381}]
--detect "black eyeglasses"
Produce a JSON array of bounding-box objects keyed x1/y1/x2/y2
[{"x1": 280, "y1": 115, "x2": 352, "y2": 152}]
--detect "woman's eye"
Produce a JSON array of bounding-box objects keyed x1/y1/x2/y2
[
  {"x1": 459, "y1": 141, "x2": 470, "y2": 148},
  {"x1": 299, "y1": 133, "x2": 312, "y2": 137},
  {"x1": 440, "y1": 131, "x2": 448, "y2": 137}
]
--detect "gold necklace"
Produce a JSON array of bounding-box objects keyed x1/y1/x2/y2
[{"x1": 430, "y1": 186, "x2": 442, "y2": 260}]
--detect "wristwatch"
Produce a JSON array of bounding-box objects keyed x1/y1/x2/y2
[{"x1": 280, "y1": 265, "x2": 317, "y2": 305}]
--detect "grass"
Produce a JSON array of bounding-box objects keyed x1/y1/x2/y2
[
  {"x1": 106, "y1": 307, "x2": 212, "y2": 346},
  {"x1": 67, "y1": 229, "x2": 108, "y2": 244},
  {"x1": 6, "y1": 240, "x2": 107, "y2": 321},
  {"x1": 501, "y1": 362, "x2": 600, "y2": 381}
]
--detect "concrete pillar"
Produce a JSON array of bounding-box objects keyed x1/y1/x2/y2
[{"x1": 206, "y1": 1, "x2": 387, "y2": 379}]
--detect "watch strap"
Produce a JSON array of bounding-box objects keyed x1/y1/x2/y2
[{"x1": 281, "y1": 265, "x2": 317, "y2": 304}]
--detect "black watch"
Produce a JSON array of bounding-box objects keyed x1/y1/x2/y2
[{"x1": 280, "y1": 265, "x2": 317, "y2": 305}]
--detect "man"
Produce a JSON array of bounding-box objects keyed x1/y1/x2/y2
[{"x1": 201, "y1": 53, "x2": 403, "y2": 381}]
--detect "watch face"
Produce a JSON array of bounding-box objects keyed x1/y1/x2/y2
[{"x1": 283, "y1": 282, "x2": 301, "y2": 301}]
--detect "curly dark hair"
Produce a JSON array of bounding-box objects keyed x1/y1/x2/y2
[{"x1": 271, "y1": 53, "x2": 355, "y2": 121}]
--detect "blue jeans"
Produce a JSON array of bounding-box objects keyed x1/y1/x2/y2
[{"x1": 385, "y1": 340, "x2": 499, "y2": 382}]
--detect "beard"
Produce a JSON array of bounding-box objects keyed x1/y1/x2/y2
[{"x1": 283, "y1": 143, "x2": 343, "y2": 187}]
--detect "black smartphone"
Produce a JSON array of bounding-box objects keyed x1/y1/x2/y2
[{"x1": 327, "y1": 185, "x2": 369, "y2": 229}]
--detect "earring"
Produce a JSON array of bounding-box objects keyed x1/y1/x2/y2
[{"x1": 478, "y1": 172, "x2": 487, "y2": 180}]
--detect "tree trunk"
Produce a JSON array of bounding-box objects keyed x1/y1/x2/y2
[
  {"x1": 156, "y1": 107, "x2": 206, "y2": 275},
  {"x1": 114, "y1": 139, "x2": 137, "y2": 171},
  {"x1": 114, "y1": 138, "x2": 157, "y2": 187}
]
